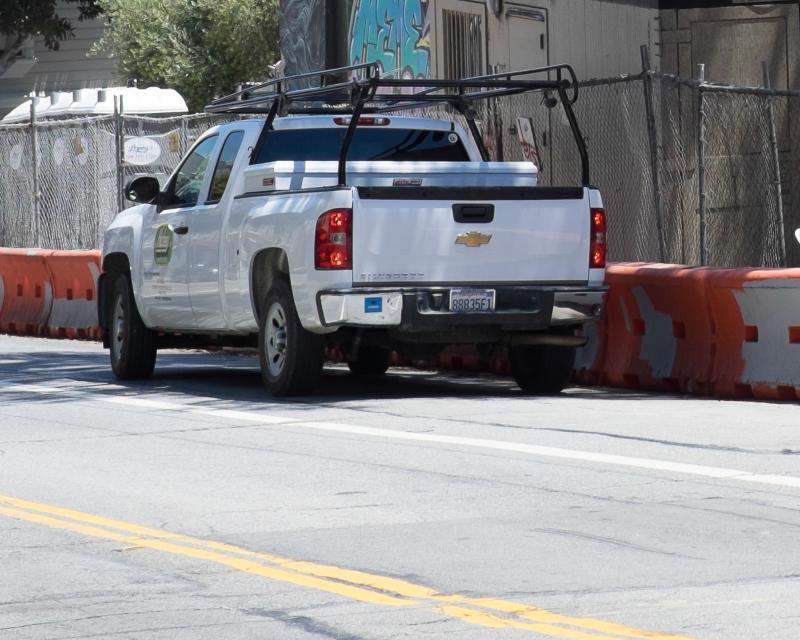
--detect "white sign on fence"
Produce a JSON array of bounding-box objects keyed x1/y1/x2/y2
[
  {"x1": 124, "y1": 136, "x2": 162, "y2": 165},
  {"x1": 52, "y1": 138, "x2": 67, "y2": 165},
  {"x1": 515, "y1": 117, "x2": 542, "y2": 170},
  {"x1": 73, "y1": 136, "x2": 90, "y2": 166},
  {"x1": 9, "y1": 143, "x2": 23, "y2": 170}
]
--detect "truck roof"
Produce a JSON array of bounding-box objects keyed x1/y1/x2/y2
[{"x1": 213, "y1": 114, "x2": 458, "y2": 134}]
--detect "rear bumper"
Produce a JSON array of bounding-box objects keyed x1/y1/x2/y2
[{"x1": 317, "y1": 285, "x2": 606, "y2": 331}]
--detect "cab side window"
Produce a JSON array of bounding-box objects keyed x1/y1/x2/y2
[
  {"x1": 165, "y1": 135, "x2": 219, "y2": 208},
  {"x1": 207, "y1": 131, "x2": 245, "y2": 203}
]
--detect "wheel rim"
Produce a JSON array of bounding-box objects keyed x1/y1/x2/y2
[
  {"x1": 265, "y1": 301, "x2": 288, "y2": 378},
  {"x1": 111, "y1": 294, "x2": 125, "y2": 364}
]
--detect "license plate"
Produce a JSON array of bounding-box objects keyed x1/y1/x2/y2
[{"x1": 449, "y1": 288, "x2": 496, "y2": 312}]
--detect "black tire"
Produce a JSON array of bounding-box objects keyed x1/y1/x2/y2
[
  {"x1": 258, "y1": 280, "x2": 324, "y2": 397},
  {"x1": 348, "y1": 346, "x2": 391, "y2": 376},
  {"x1": 509, "y1": 344, "x2": 576, "y2": 395},
  {"x1": 108, "y1": 273, "x2": 157, "y2": 380}
]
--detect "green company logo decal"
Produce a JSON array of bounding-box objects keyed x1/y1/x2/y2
[{"x1": 154, "y1": 224, "x2": 174, "y2": 266}]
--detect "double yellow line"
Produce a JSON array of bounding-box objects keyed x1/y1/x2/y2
[{"x1": 0, "y1": 495, "x2": 694, "y2": 640}]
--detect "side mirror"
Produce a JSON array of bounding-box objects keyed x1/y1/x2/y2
[
  {"x1": 124, "y1": 176, "x2": 160, "y2": 204},
  {"x1": 795, "y1": 228, "x2": 800, "y2": 246}
]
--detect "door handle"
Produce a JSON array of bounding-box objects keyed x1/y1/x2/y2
[
  {"x1": 453, "y1": 203, "x2": 494, "y2": 223},
  {"x1": 172, "y1": 225, "x2": 189, "y2": 235}
]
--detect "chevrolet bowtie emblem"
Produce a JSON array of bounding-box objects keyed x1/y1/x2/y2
[{"x1": 455, "y1": 232, "x2": 492, "y2": 247}]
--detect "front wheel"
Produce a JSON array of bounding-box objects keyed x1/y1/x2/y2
[
  {"x1": 258, "y1": 280, "x2": 324, "y2": 397},
  {"x1": 509, "y1": 344, "x2": 576, "y2": 395},
  {"x1": 108, "y1": 273, "x2": 157, "y2": 380}
]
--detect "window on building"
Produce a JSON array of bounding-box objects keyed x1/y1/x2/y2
[{"x1": 442, "y1": 9, "x2": 485, "y2": 80}]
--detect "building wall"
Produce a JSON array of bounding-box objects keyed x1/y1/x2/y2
[
  {"x1": 281, "y1": 0, "x2": 660, "y2": 83},
  {"x1": 659, "y1": 3, "x2": 800, "y2": 89},
  {"x1": 0, "y1": 3, "x2": 117, "y2": 117},
  {"x1": 546, "y1": 0, "x2": 659, "y2": 79}
]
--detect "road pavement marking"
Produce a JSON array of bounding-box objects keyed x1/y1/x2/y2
[
  {"x1": 3, "y1": 382, "x2": 800, "y2": 490},
  {"x1": 281, "y1": 420, "x2": 800, "y2": 489},
  {"x1": 0, "y1": 495, "x2": 693, "y2": 640}
]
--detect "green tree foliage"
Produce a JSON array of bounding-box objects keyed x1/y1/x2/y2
[{"x1": 95, "y1": 0, "x2": 280, "y2": 111}]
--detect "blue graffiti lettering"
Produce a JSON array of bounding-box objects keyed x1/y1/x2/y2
[{"x1": 349, "y1": 0, "x2": 430, "y2": 80}]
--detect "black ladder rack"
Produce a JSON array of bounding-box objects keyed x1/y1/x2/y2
[{"x1": 205, "y1": 63, "x2": 589, "y2": 187}]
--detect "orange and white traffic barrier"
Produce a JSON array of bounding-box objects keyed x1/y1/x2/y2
[
  {"x1": 2, "y1": 249, "x2": 798, "y2": 401},
  {"x1": 435, "y1": 345, "x2": 484, "y2": 371},
  {"x1": 585, "y1": 263, "x2": 800, "y2": 401},
  {"x1": 573, "y1": 313, "x2": 607, "y2": 386},
  {"x1": 703, "y1": 268, "x2": 800, "y2": 401},
  {"x1": 0, "y1": 249, "x2": 53, "y2": 336},
  {"x1": 597, "y1": 263, "x2": 714, "y2": 394},
  {"x1": 44, "y1": 251, "x2": 103, "y2": 340}
]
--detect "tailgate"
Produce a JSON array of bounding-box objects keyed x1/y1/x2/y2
[{"x1": 352, "y1": 186, "x2": 590, "y2": 285}]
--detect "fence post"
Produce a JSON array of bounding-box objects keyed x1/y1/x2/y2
[
  {"x1": 762, "y1": 62, "x2": 787, "y2": 267},
  {"x1": 640, "y1": 45, "x2": 666, "y2": 262},
  {"x1": 696, "y1": 64, "x2": 708, "y2": 266},
  {"x1": 180, "y1": 116, "x2": 189, "y2": 157},
  {"x1": 114, "y1": 96, "x2": 124, "y2": 212},
  {"x1": 30, "y1": 98, "x2": 40, "y2": 247}
]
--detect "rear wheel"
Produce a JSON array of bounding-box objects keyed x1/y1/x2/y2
[
  {"x1": 509, "y1": 344, "x2": 575, "y2": 395},
  {"x1": 258, "y1": 280, "x2": 324, "y2": 396},
  {"x1": 348, "y1": 346, "x2": 391, "y2": 376},
  {"x1": 108, "y1": 273, "x2": 157, "y2": 380}
]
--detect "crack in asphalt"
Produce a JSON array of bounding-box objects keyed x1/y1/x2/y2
[
  {"x1": 527, "y1": 527, "x2": 704, "y2": 560},
  {"x1": 0, "y1": 607, "x2": 226, "y2": 632},
  {"x1": 241, "y1": 608, "x2": 377, "y2": 640},
  {"x1": 322, "y1": 403, "x2": 789, "y2": 456}
]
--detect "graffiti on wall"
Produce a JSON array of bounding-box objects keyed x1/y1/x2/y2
[
  {"x1": 349, "y1": 0, "x2": 431, "y2": 79},
  {"x1": 281, "y1": 0, "x2": 325, "y2": 82}
]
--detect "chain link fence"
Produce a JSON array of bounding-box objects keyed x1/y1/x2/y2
[
  {"x1": 1, "y1": 71, "x2": 799, "y2": 267},
  {"x1": 477, "y1": 71, "x2": 798, "y2": 267},
  {"x1": 0, "y1": 112, "x2": 229, "y2": 250}
]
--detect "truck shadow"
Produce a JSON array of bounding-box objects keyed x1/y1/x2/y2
[{"x1": 0, "y1": 341, "x2": 669, "y2": 406}]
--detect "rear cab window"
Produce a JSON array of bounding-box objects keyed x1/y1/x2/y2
[{"x1": 254, "y1": 128, "x2": 470, "y2": 164}]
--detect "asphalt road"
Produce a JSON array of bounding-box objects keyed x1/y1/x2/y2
[{"x1": 1, "y1": 335, "x2": 799, "y2": 640}]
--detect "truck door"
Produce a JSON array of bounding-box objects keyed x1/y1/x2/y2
[
  {"x1": 187, "y1": 129, "x2": 246, "y2": 330},
  {"x1": 139, "y1": 134, "x2": 218, "y2": 329}
]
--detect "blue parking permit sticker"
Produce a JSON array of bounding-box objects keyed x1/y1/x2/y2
[{"x1": 364, "y1": 297, "x2": 383, "y2": 313}]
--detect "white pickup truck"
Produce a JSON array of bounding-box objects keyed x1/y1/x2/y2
[{"x1": 98, "y1": 65, "x2": 606, "y2": 396}]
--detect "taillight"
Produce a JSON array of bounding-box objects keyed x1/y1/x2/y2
[
  {"x1": 590, "y1": 207, "x2": 606, "y2": 268},
  {"x1": 315, "y1": 208, "x2": 352, "y2": 270}
]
